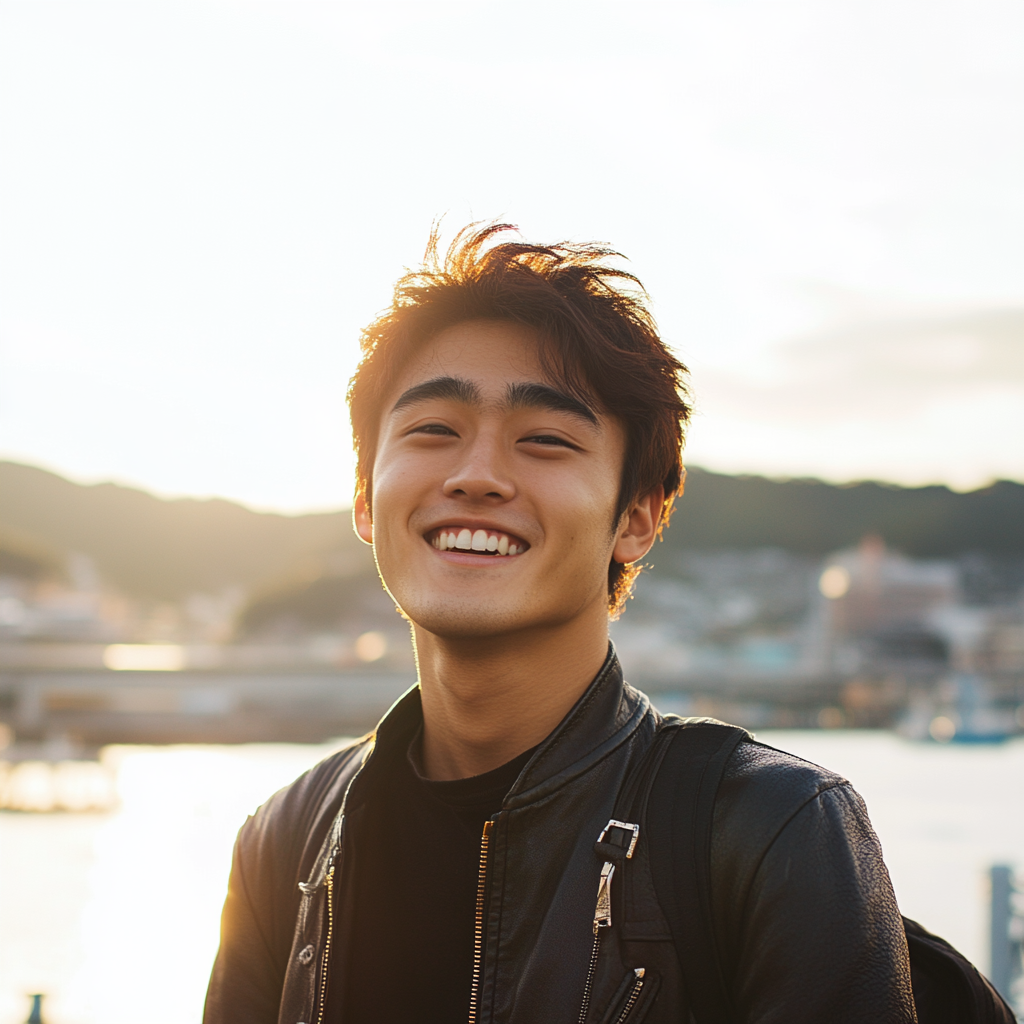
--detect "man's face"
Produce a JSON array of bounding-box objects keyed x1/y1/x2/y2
[{"x1": 355, "y1": 319, "x2": 633, "y2": 640}]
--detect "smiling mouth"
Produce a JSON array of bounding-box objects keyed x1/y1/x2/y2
[{"x1": 427, "y1": 527, "x2": 528, "y2": 556}]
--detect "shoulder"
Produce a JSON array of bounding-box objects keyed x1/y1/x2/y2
[
  {"x1": 715, "y1": 739, "x2": 863, "y2": 858},
  {"x1": 718, "y1": 739, "x2": 851, "y2": 831},
  {"x1": 260, "y1": 738, "x2": 369, "y2": 823},
  {"x1": 712, "y1": 738, "x2": 877, "y2": 903},
  {"x1": 652, "y1": 718, "x2": 854, "y2": 839},
  {"x1": 237, "y1": 737, "x2": 371, "y2": 887}
]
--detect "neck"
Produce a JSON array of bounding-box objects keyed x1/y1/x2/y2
[{"x1": 412, "y1": 611, "x2": 610, "y2": 781}]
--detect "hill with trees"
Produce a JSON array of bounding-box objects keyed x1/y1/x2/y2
[
  {"x1": 0, "y1": 461, "x2": 363, "y2": 601},
  {"x1": 659, "y1": 470, "x2": 1024, "y2": 561}
]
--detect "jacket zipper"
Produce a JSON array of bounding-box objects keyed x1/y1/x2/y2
[
  {"x1": 613, "y1": 968, "x2": 645, "y2": 1024},
  {"x1": 314, "y1": 860, "x2": 336, "y2": 1024},
  {"x1": 577, "y1": 861, "x2": 616, "y2": 1024},
  {"x1": 468, "y1": 819, "x2": 494, "y2": 1024}
]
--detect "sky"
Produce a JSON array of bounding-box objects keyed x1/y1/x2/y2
[{"x1": 1, "y1": 0, "x2": 1022, "y2": 512}]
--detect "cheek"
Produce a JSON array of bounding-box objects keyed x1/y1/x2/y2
[
  {"x1": 536, "y1": 467, "x2": 619, "y2": 552},
  {"x1": 370, "y1": 446, "x2": 432, "y2": 513}
]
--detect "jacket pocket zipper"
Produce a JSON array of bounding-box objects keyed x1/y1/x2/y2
[
  {"x1": 313, "y1": 862, "x2": 336, "y2": 1024},
  {"x1": 468, "y1": 819, "x2": 493, "y2": 1024},
  {"x1": 578, "y1": 860, "x2": 616, "y2": 1024},
  {"x1": 612, "y1": 968, "x2": 646, "y2": 1024}
]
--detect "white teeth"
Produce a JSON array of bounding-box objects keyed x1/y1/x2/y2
[{"x1": 432, "y1": 528, "x2": 525, "y2": 555}]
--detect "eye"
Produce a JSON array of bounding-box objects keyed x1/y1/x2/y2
[
  {"x1": 520, "y1": 434, "x2": 579, "y2": 449},
  {"x1": 409, "y1": 423, "x2": 457, "y2": 437}
]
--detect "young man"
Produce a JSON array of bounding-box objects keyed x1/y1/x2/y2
[{"x1": 204, "y1": 224, "x2": 915, "y2": 1023}]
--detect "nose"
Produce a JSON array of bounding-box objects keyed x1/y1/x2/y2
[{"x1": 443, "y1": 432, "x2": 515, "y2": 503}]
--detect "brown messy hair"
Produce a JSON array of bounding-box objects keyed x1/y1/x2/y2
[{"x1": 347, "y1": 223, "x2": 691, "y2": 615}]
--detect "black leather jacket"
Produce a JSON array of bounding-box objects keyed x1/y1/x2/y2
[{"x1": 204, "y1": 651, "x2": 916, "y2": 1023}]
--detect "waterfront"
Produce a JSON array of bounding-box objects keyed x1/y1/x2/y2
[{"x1": 1, "y1": 731, "x2": 1022, "y2": 1024}]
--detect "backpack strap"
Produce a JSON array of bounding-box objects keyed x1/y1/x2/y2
[
  {"x1": 602, "y1": 718, "x2": 683, "y2": 828},
  {"x1": 646, "y1": 722, "x2": 750, "y2": 1024}
]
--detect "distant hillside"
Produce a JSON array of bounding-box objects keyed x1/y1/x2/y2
[
  {"x1": 658, "y1": 470, "x2": 1024, "y2": 562},
  {"x1": 1, "y1": 460, "x2": 1021, "y2": 602},
  {"x1": 0, "y1": 461, "x2": 367, "y2": 600}
]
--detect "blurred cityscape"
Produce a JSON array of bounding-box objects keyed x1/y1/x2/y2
[
  {"x1": 616, "y1": 538, "x2": 1024, "y2": 737},
  {"x1": 1, "y1": 459, "x2": 1023, "y2": 810}
]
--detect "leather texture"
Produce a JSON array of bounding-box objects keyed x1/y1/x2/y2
[
  {"x1": 710, "y1": 742, "x2": 918, "y2": 1023},
  {"x1": 203, "y1": 649, "x2": 916, "y2": 1024}
]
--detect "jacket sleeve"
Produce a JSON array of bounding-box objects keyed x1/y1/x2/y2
[
  {"x1": 713, "y1": 746, "x2": 917, "y2": 1023},
  {"x1": 202, "y1": 743, "x2": 363, "y2": 1024},
  {"x1": 203, "y1": 812, "x2": 290, "y2": 1024}
]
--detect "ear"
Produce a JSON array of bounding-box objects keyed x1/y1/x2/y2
[
  {"x1": 612, "y1": 486, "x2": 664, "y2": 565},
  {"x1": 352, "y1": 491, "x2": 373, "y2": 546}
]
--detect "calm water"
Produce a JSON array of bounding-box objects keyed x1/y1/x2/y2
[{"x1": 2, "y1": 731, "x2": 1023, "y2": 1024}]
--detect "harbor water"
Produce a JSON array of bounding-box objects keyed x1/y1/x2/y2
[{"x1": 2, "y1": 730, "x2": 1023, "y2": 1023}]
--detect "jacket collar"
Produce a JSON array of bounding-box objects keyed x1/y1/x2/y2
[{"x1": 352, "y1": 643, "x2": 651, "y2": 810}]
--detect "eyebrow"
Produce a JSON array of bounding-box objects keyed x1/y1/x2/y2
[
  {"x1": 390, "y1": 374, "x2": 598, "y2": 426},
  {"x1": 504, "y1": 381, "x2": 599, "y2": 425},
  {"x1": 391, "y1": 376, "x2": 481, "y2": 413}
]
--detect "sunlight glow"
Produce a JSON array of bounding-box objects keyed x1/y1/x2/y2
[
  {"x1": 355, "y1": 631, "x2": 387, "y2": 662},
  {"x1": 819, "y1": 565, "x2": 851, "y2": 599},
  {"x1": 103, "y1": 644, "x2": 186, "y2": 671}
]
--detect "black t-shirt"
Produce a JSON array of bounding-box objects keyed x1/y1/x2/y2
[{"x1": 328, "y1": 734, "x2": 536, "y2": 1023}]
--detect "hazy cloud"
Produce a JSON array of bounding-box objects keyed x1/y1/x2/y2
[
  {"x1": 701, "y1": 306, "x2": 1024, "y2": 423},
  {"x1": 686, "y1": 305, "x2": 1024, "y2": 489}
]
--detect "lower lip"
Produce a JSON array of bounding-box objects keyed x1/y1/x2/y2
[{"x1": 428, "y1": 545, "x2": 525, "y2": 564}]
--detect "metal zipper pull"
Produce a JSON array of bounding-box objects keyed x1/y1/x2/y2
[
  {"x1": 579, "y1": 820, "x2": 640, "y2": 1024},
  {"x1": 578, "y1": 866, "x2": 617, "y2": 1024},
  {"x1": 594, "y1": 861, "x2": 616, "y2": 931},
  {"x1": 592, "y1": 818, "x2": 639, "y2": 932}
]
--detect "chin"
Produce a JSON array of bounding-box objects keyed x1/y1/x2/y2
[
  {"x1": 391, "y1": 570, "x2": 607, "y2": 640},
  {"x1": 406, "y1": 603, "x2": 527, "y2": 640}
]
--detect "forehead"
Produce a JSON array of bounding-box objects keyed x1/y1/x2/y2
[{"x1": 391, "y1": 319, "x2": 549, "y2": 398}]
